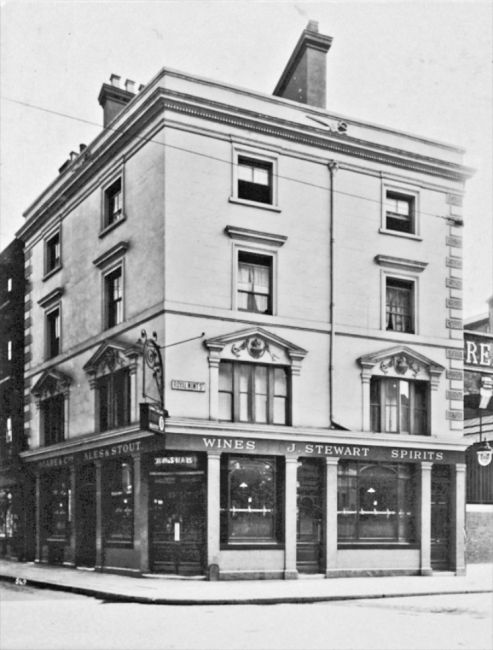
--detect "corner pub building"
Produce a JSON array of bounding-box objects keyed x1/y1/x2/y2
[{"x1": 17, "y1": 23, "x2": 471, "y2": 579}]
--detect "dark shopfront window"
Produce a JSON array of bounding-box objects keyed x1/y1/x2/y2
[
  {"x1": 104, "y1": 459, "x2": 134, "y2": 546},
  {"x1": 0, "y1": 490, "x2": 16, "y2": 541},
  {"x1": 337, "y1": 462, "x2": 416, "y2": 544},
  {"x1": 220, "y1": 455, "x2": 282, "y2": 546},
  {"x1": 45, "y1": 471, "x2": 70, "y2": 541}
]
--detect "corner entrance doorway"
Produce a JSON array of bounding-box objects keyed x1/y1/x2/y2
[
  {"x1": 149, "y1": 453, "x2": 206, "y2": 575},
  {"x1": 431, "y1": 465, "x2": 451, "y2": 570},
  {"x1": 76, "y1": 464, "x2": 96, "y2": 568},
  {"x1": 296, "y1": 458, "x2": 323, "y2": 573}
]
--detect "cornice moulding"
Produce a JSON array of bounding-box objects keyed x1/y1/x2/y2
[
  {"x1": 224, "y1": 225, "x2": 287, "y2": 247},
  {"x1": 374, "y1": 254, "x2": 428, "y2": 273},
  {"x1": 37, "y1": 286, "x2": 64, "y2": 308}
]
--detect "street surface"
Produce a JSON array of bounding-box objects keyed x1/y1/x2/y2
[{"x1": 0, "y1": 581, "x2": 491, "y2": 650}]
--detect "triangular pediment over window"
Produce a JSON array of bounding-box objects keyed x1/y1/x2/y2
[
  {"x1": 83, "y1": 338, "x2": 141, "y2": 380},
  {"x1": 205, "y1": 326, "x2": 307, "y2": 367},
  {"x1": 358, "y1": 345, "x2": 444, "y2": 388},
  {"x1": 31, "y1": 369, "x2": 71, "y2": 400}
]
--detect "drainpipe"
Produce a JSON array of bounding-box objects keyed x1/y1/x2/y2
[{"x1": 328, "y1": 160, "x2": 338, "y2": 427}]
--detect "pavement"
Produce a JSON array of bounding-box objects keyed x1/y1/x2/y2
[{"x1": 0, "y1": 558, "x2": 491, "y2": 605}]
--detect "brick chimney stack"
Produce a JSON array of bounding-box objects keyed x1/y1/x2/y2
[
  {"x1": 273, "y1": 21, "x2": 333, "y2": 109},
  {"x1": 98, "y1": 74, "x2": 136, "y2": 127}
]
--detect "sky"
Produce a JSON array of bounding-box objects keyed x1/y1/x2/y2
[{"x1": 1, "y1": 0, "x2": 492, "y2": 318}]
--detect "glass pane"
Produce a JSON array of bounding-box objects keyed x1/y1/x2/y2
[
  {"x1": 219, "y1": 392, "x2": 233, "y2": 421},
  {"x1": 358, "y1": 465, "x2": 397, "y2": 539},
  {"x1": 238, "y1": 163, "x2": 253, "y2": 182},
  {"x1": 383, "y1": 381, "x2": 398, "y2": 432},
  {"x1": 227, "y1": 457, "x2": 276, "y2": 543},
  {"x1": 273, "y1": 397, "x2": 286, "y2": 424},
  {"x1": 252, "y1": 167, "x2": 269, "y2": 186},
  {"x1": 237, "y1": 291, "x2": 249, "y2": 310},
  {"x1": 239, "y1": 364, "x2": 250, "y2": 392},
  {"x1": 238, "y1": 263, "x2": 253, "y2": 287},
  {"x1": 255, "y1": 395, "x2": 267, "y2": 422},
  {"x1": 239, "y1": 393, "x2": 249, "y2": 421},
  {"x1": 219, "y1": 362, "x2": 233, "y2": 391},
  {"x1": 252, "y1": 294, "x2": 268, "y2": 313},
  {"x1": 274, "y1": 368, "x2": 287, "y2": 396},
  {"x1": 337, "y1": 464, "x2": 358, "y2": 539},
  {"x1": 399, "y1": 381, "x2": 410, "y2": 433}
]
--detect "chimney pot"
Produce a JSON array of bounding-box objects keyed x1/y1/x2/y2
[
  {"x1": 307, "y1": 20, "x2": 319, "y2": 32},
  {"x1": 79, "y1": 144, "x2": 87, "y2": 153},
  {"x1": 110, "y1": 74, "x2": 121, "y2": 87},
  {"x1": 138, "y1": 84, "x2": 145, "y2": 92},
  {"x1": 69, "y1": 151, "x2": 78, "y2": 162},
  {"x1": 125, "y1": 79, "x2": 135, "y2": 93}
]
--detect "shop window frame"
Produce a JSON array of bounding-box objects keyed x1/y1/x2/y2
[
  {"x1": 220, "y1": 454, "x2": 284, "y2": 549},
  {"x1": 337, "y1": 461, "x2": 418, "y2": 547},
  {"x1": 103, "y1": 458, "x2": 134, "y2": 548}
]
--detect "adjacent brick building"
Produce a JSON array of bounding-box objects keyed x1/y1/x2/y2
[{"x1": 0, "y1": 238, "x2": 26, "y2": 559}]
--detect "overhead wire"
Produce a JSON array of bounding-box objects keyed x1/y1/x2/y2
[{"x1": 1, "y1": 95, "x2": 462, "y2": 224}]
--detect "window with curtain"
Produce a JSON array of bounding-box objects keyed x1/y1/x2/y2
[
  {"x1": 386, "y1": 278, "x2": 414, "y2": 333},
  {"x1": 219, "y1": 361, "x2": 289, "y2": 425},
  {"x1": 370, "y1": 377, "x2": 428, "y2": 435},
  {"x1": 237, "y1": 252, "x2": 272, "y2": 314},
  {"x1": 337, "y1": 462, "x2": 416, "y2": 543}
]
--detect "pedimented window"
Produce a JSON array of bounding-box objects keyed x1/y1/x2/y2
[{"x1": 204, "y1": 327, "x2": 307, "y2": 424}]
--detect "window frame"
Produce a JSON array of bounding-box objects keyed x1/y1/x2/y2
[
  {"x1": 232, "y1": 244, "x2": 278, "y2": 315},
  {"x1": 44, "y1": 229, "x2": 62, "y2": 278},
  {"x1": 337, "y1": 461, "x2": 417, "y2": 546},
  {"x1": 230, "y1": 146, "x2": 280, "y2": 211},
  {"x1": 370, "y1": 377, "x2": 430, "y2": 436},
  {"x1": 381, "y1": 271, "x2": 418, "y2": 336},
  {"x1": 220, "y1": 454, "x2": 284, "y2": 548},
  {"x1": 100, "y1": 171, "x2": 126, "y2": 236},
  {"x1": 45, "y1": 304, "x2": 61, "y2": 359},
  {"x1": 218, "y1": 360, "x2": 290, "y2": 425},
  {"x1": 386, "y1": 276, "x2": 415, "y2": 334},
  {"x1": 41, "y1": 393, "x2": 66, "y2": 446},
  {"x1": 103, "y1": 264, "x2": 124, "y2": 330},
  {"x1": 237, "y1": 250, "x2": 273, "y2": 315},
  {"x1": 95, "y1": 366, "x2": 131, "y2": 433},
  {"x1": 380, "y1": 182, "x2": 420, "y2": 239}
]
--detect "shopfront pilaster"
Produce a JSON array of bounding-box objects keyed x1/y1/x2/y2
[
  {"x1": 451, "y1": 462, "x2": 466, "y2": 576},
  {"x1": 133, "y1": 452, "x2": 149, "y2": 573},
  {"x1": 324, "y1": 457, "x2": 338, "y2": 576},
  {"x1": 284, "y1": 457, "x2": 298, "y2": 579},
  {"x1": 419, "y1": 461, "x2": 432, "y2": 576},
  {"x1": 206, "y1": 452, "x2": 221, "y2": 571},
  {"x1": 94, "y1": 459, "x2": 103, "y2": 571}
]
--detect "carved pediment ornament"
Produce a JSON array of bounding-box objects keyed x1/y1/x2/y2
[
  {"x1": 231, "y1": 336, "x2": 279, "y2": 361},
  {"x1": 31, "y1": 370, "x2": 72, "y2": 404},
  {"x1": 380, "y1": 354, "x2": 420, "y2": 377}
]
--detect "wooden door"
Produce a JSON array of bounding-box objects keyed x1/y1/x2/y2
[{"x1": 296, "y1": 459, "x2": 323, "y2": 573}]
